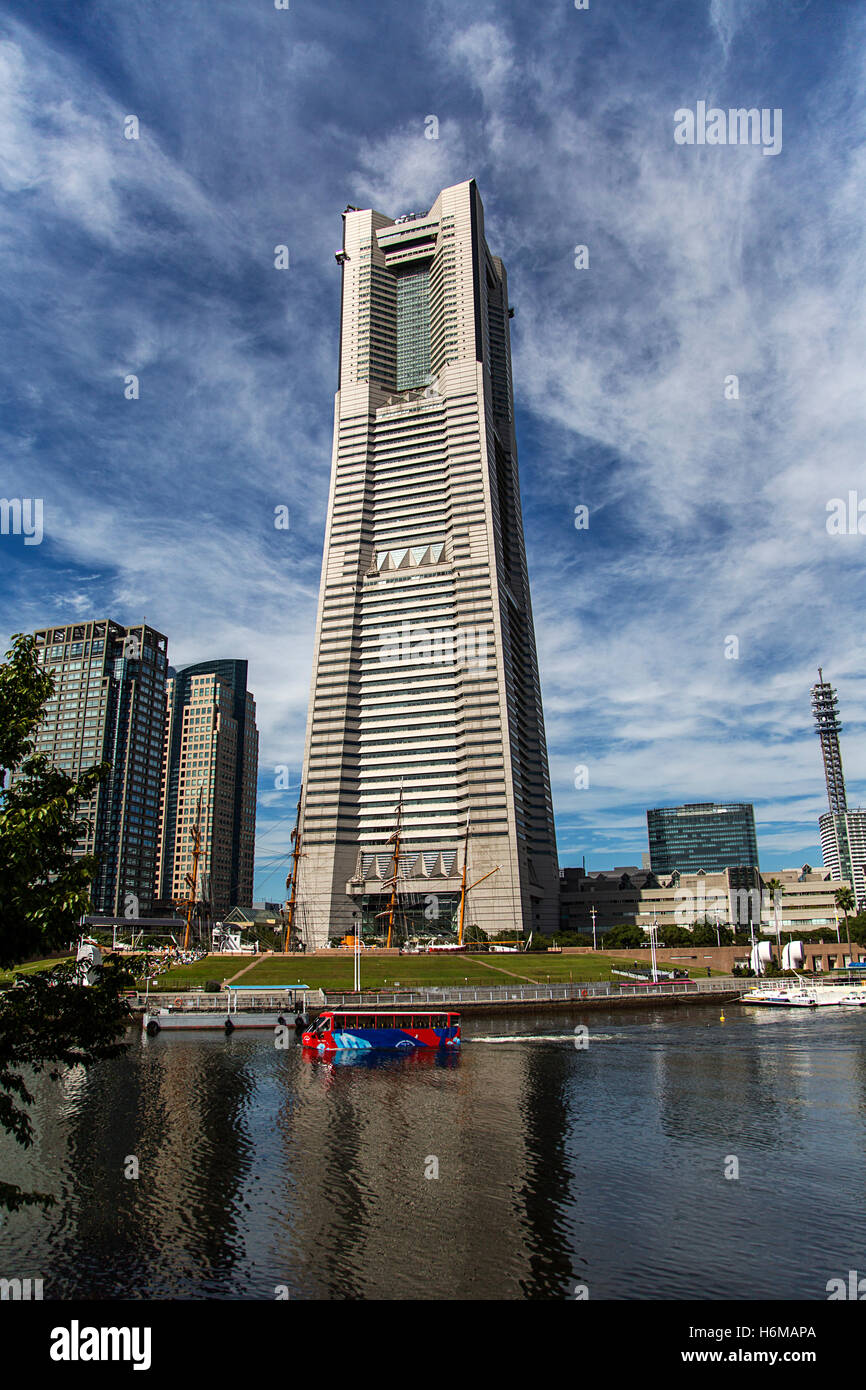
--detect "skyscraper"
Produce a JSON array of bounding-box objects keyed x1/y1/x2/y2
[
  {"x1": 155, "y1": 660, "x2": 258, "y2": 918},
  {"x1": 30, "y1": 619, "x2": 169, "y2": 915},
  {"x1": 646, "y1": 802, "x2": 759, "y2": 875},
  {"x1": 297, "y1": 180, "x2": 558, "y2": 946},
  {"x1": 812, "y1": 669, "x2": 866, "y2": 909}
]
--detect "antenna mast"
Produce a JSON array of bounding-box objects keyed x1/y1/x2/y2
[{"x1": 811, "y1": 668, "x2": 847, "y2": 814}]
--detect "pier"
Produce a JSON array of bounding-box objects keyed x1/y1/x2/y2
[{"x1": 130, "y1": 976, "x2": 743, "y2": 1017}]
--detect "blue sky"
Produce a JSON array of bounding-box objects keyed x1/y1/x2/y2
[{"x1": 1, "y1": 0, "x2": 864, "y2": 899}]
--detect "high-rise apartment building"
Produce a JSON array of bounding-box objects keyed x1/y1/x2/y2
[
  {"x1": 812, "y1": 669, "x2": 866, "y2": 909},
  {"x1": 647, "y1": 802, "x2": 759, "y2": 875},
  {"x1": 155, "y1": 660, "x2": 258, "y2": 917},
  {"x1": 30, "y1": 619, "x2": 169, "y2": 915},
  {"x1": 297, "y1": 179, "x2": 558, "y2": 946}
]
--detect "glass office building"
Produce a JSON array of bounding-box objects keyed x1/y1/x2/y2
[
  {"x1": 647, "y1": 802, "x2": 759, "y2": 875},
  {"x1": 30, "y1": 619, "x2": 169, "y2": 915},
  {"x1": 155, "y1": 659, "x2": 258, "y2": 916}
]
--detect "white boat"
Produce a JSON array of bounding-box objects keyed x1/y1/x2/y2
[
  {"x1": 739, "y1": 985, "x2": 818, "y2": 1008},
  {"x1": 740, "y1": 975, "x2": 866, "y2": 1008}
]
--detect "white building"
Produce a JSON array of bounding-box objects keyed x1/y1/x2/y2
[
  {"x1": 820, "y1": 811, "x2": 866, "y2": 912},
  {"x1": 296, "y1": 181, "x2": 559, "y2": 946}
]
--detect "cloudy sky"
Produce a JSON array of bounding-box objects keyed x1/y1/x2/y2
[{"x1": 1, "y1": 0, "x2": 863, "y2": 896}]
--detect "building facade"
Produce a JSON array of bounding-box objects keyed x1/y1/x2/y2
[
  {"x1": 634, "y1": 866, "x2": 837, "y2": 934},
  {"x1": 155, "y1": 660, "x2": 258, "y2": 918},
  {"x1": 30, "y1": 619, "x2": 169, "y2": 915},
  {"x1": 297, "y1": 179, "x2": 559, "y2": 946},
  {"x1": 559, "y1": 866, "x2": 654, "y2": 934},
  {"x1": 647, "y1": 802, "x2": 759, "y2": 875},
  {"x1": 561, "y1": 863, "x2": 842, "y2": 937},
  {"x1": 819, "y1": 811, "x2": 866, "y2": 912}
]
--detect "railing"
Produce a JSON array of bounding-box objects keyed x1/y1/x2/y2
[
  {"x1": 131, "y1": 980, "x2": 744, "y2": 1011},
  {"x1": 132, "y1": 990, "x2": 324, "y2": 1011},
  {"x1": 324, "y1": 977, "x2": 745, "y2": 1007}
]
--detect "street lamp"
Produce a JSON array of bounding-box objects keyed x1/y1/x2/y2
[
  {"x1": 649, "y1": 916, "x2": 659, "y2": 983},
  {"x1": 590, "y1": 905, "x2": 598, "y2": 952}
]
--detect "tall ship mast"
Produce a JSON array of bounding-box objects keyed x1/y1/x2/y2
[
  {"x1": 176, "y1": 787, "x2": 204, "y2": 951},
  {"x1": 456, "y1": 812, "x2": 499, "y2": 946},
  {"x1": 378, "y1": 788, "x2": 408, "y2": 949},
  {"x1": 283, "y1": 786, "x2": 309, "y2": 952}
]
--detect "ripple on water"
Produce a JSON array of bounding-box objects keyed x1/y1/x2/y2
[{"x1": 0, "y1": 1011, "x2": 864, "y2": 1298}]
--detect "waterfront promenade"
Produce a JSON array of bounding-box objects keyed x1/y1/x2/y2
[{"x1": 132, "y1": 975, "x2": 743, "y2": 1016}]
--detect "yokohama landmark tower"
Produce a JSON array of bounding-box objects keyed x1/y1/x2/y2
[{"x1": 297, "y1": 180, "x2": 558, "y2": 946}]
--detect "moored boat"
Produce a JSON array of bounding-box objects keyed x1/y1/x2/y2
[
  {"x1": 142, "y1": 1008, "x2": 300, "y2": 1035},
  {"x1": 739, "y1": 976, "x2": 866, "y2": 1008},
  {"x1": 739, "y1": 985, "x2": 817, "y2": 1008}
]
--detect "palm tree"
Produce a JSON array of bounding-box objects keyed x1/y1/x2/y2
[{"x1": 834, "y1": 886, "x2": 855, "y2": 962}]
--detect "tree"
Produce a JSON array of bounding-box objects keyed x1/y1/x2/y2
[
  {"x1": 0, "y1": 634, "x2": 135, "y2": 1213},
  {"x1": 690, "y1": 919, "x2": 733, "y2": 947},
  {"x1": 834, "y1": 885, "x2": 856, "y2": 959},
  {"x1": 656, "y1": 925, "x2": 692, "y2": 947},
  {"x1": 0, "y1": 635, "x2": 110, "y2": 967},
  {"x1": 599, "y1": 923, "x2": 645, "y2": 950}
]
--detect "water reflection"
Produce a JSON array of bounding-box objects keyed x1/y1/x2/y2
[
  {"x1": 0, "y1": 1009, "x2": 864, "y2": 1299},
  {"x1": 302, "y1": 1049, "x2": 461, "y2": 1072}
]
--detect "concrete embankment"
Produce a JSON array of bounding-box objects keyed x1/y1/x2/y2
[{"x1": 441, "y1": 989, "x2": 742, "y2": 1015}]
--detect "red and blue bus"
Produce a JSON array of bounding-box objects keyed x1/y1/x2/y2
[{"x1": 302, "y1": 1009, "x2": 460, "y2": 1053}]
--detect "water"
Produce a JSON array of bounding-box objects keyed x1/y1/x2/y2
[{"x1": 1, "y1": 1004, "x2": 864, "y2": 1300}]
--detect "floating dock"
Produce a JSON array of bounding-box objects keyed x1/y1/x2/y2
[{"x1": 143, "y1": 1009, "x2": 299, "y2": 1035}]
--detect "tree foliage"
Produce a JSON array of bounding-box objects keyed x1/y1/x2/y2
[
  {"x1": 0, "y1": 634, "x2": 134, "y2": 1212},
  {"x1": 599, "y1": 923, "x2": 645, "y2": 949},
  {"x1": 0, "y1": 635, "x2": 111, "y2": 969}
]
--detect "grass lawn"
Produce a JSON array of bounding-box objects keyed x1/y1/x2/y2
[
  {"x1": 147, "y1": 951, "x2": 726, "y2": 993},
  {"x1": 0, "y1": 955, "x2": 72, "y2": 985},
  {"x1": 135, "y1": 957, "x2": 241, "y2": 990},
  {"x1": 3, "y1": 950, "x2": 726, "y2": 993}
]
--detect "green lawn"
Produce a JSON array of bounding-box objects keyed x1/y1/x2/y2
[
  {"x1": 136, "y1": 957, "x2": 239, "y2": 990},
  {"x1": 2, "y1": 950, "x2": 725, "y2": 993},
  {"x1": 0, "y1": 955, "x2": 73, "y2": 985},
  {"x1": 145, "y1": 951, "x2": 725, "y2": 993}
]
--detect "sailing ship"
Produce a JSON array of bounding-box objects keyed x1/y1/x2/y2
[{"x1": 283, "y1": 787, "x2": 311, "y2": 952}]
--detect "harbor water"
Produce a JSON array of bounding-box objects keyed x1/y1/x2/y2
[{"x1": 1, "y1": 1004, "x2": 864, "y2": 1300}]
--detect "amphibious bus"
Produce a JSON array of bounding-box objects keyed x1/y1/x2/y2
[{"x1": 302, "y1": 1009, "x2": 460, "y2": 1052}]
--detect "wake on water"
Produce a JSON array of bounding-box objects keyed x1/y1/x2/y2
[{"x1": 468, "y1": 1032, "x2": 622, "y2": 1044}]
